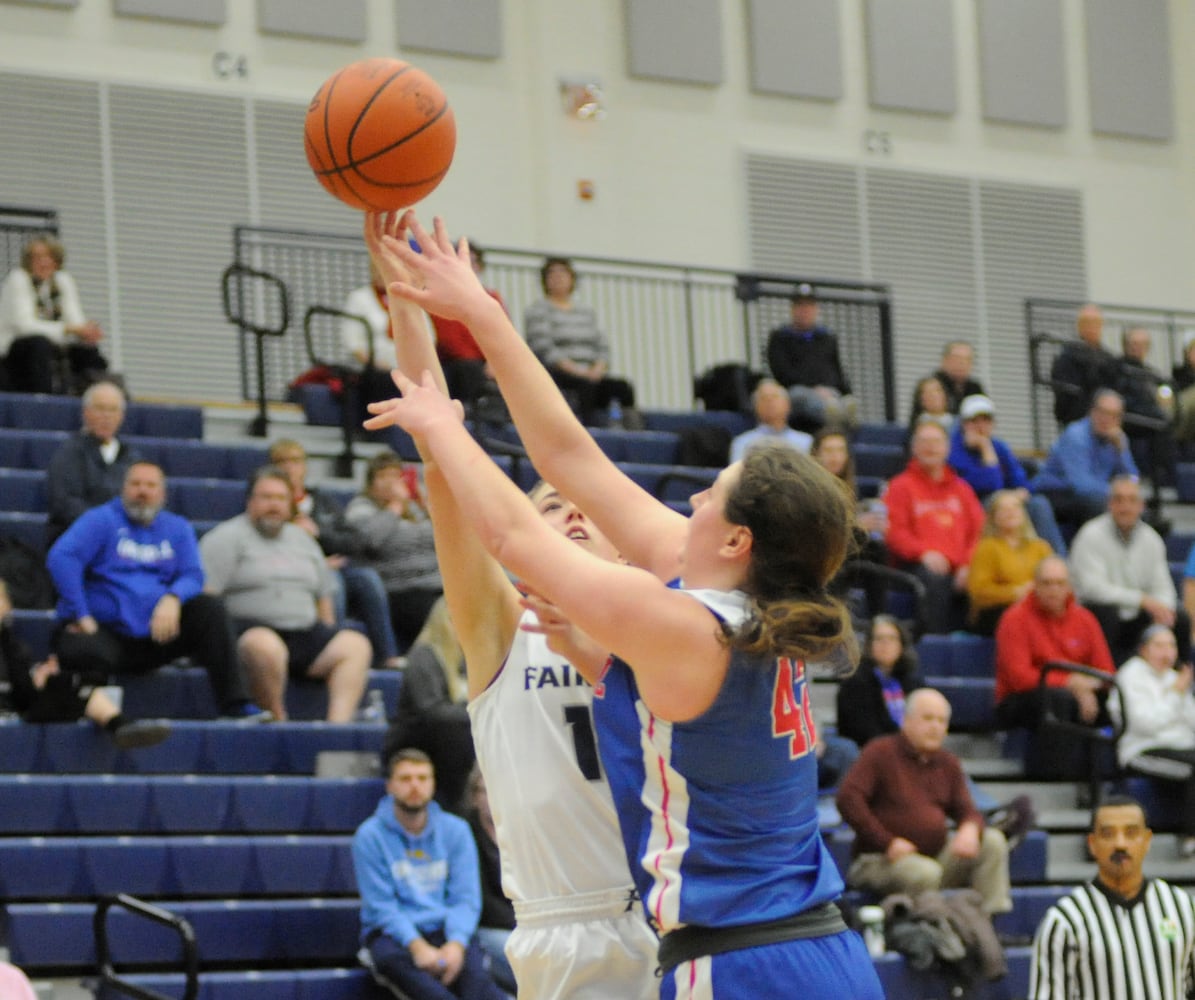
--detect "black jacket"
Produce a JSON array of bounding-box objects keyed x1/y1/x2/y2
[
  {"x1": 46, "y1": 433, "x2": 142, "y2": 544},
  {"x1": 835, "y1": 657, "x2": 922, "y2": 748}
]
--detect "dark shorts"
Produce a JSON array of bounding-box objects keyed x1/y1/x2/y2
[
  {"x1": 20, "y1": 672, "x2": 92, "y2": 724},
  {"x1": 234, "y1": 621, "x2": 340, "y2": 678}
]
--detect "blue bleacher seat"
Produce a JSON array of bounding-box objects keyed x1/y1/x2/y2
[
  {"x1": 854, "y1": 422, "x2": 907, "y2": 448},
  {"x1": 150, "y1": 775, "x2": 235, "y2": 832},
  {"x1": 642, "y1": 408, "x2": 752, "y2": 438},
  {"x1": 68, "y1": 774, "x2": 153, "y2": 832},
  {"x1": 95, "y1": 968, "x2": 372, "y2": 1000},
  {"x1": 0, "y1": 513, "x2": 48, "y2": 554},
  {"x1": 0, "y1": 429, "x2": 26, "y2": 467},
  {"x1": 1166, "y1": 532, "x2": 1195, "y2": 564},
  {"x1": 290, "y1": 384, "x2": 342, "y2": 427},
  {"x1": 0, "y1": 718, "x2": 42, "y2": 771},
  {"x1": 25, "y1": 429, "x2": 70, "y2": 470},
  {"x1": 1177, "y1": 464, "x2": 1195, "y2": 503},
  {"x1": 168, "y1": 478, "x2": 247, "y2": 521},
  {"x1": 852, "y1": 443, "x2": 905, "y2": 480},
  {"x1": 9, "y1": 609, "x2": 56, "y2": 660},
  {"x1": 4, "y1": 393, "x2": 80, "y2": 431},
  {"x1": 124, "y1": 403, "x2": 203, "y2": 439},
  {"x1": 931, "y1": 676, "x2": 996, "y2": 730},
  {"x1": 231, "y1": 776, "x2": 312, "y2": 832},
  {"x1": 0, "y1": 468, "x2": 46, "y2": 512},
  {"x1": 0, "y1": 773, "x2": 71, "y2": 832}
]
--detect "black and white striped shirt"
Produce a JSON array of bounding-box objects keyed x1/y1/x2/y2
[{"x1": 1030, "y1": 879, "x2": 1195, "y2": 1000}]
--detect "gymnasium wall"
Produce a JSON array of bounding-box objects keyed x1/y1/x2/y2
[{"x1": 0, "y1": 0, "x2": 1190, "y2": 435}]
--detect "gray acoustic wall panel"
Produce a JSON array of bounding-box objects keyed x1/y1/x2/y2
[
  {"x1": 625, "y1": 0, "x2": 723, "y2": 85},
  {"x1": 746, "y1": 0, "x2": 843, "y2": 100},
  {"x1": 865, "y1": 0, "x2": 956, "y2": 114},
  {"x1": 257, "y1": 0, "x2": 366, "y2": 44},
  {"x1": 113, "y1": 0, "x2": 224, "y2": 26},
  {"x1": 977, "y1": 0, "x2": 1066, "y2": 128},
  {"x1": 1084, "y1": 0, "x2": 1173, "y2": 141},
  {"x1": 395, "y1": 0, "x2": 502, "y2": 60}
]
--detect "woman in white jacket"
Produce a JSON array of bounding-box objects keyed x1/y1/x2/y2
[{"x1": 1111, "y1": 625, "x2": 1195, "y2": 856}]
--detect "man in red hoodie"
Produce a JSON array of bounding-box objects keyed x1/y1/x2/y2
[
  {"x1": 995, "y1": 555, "x2": 1115, "y2": 779},
  {"x1": 886, "y1": 418, "x2": 985, "y2": 633}
]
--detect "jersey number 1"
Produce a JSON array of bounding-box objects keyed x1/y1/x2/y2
[
  {"x1": 772, "y1": 657, "x2": 815, "y2": 758},
  {"x1": 563, "y1": 705, "x2": 603, "y2": 781}
]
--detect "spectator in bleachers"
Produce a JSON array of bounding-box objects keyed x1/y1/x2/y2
[
  {"x1": 352, "y1": 748, "x2": 507, "y2": 1000},
  {"x1": 269, "y1": 439, "x2": 402, "y2": 670},
  {"x1": 765, "y1": 283, "x2": 856, "y2": 431},
  {"x1": 885, "y1": 419, "x2": 984, "y2": 634},
  {"x1": 429, "y1": 241, "x2": 501, "y2": 413},
  {"x1": 835, "y1": 614, "x2": 923, "y2": 749},
  {"x1": 967, "y1": 491, "x2": 1053, "y2": 636},
  {"x1": 1029, "y1": 795, "x2": 1195, "y2": 998},
  {"x1": 0, "y1": 234, "x2": 108, "y2": 395},
  {"x1": 906, "y1": 375, "x2": 954, "y2": 442},
  {"x1": 383, "y1": 597, "x2": 474, "y2": 812},
  {"x1": 1050, "y1": 303, "x2": 1119, "y2": 427},
  {"x1": 1108, "y1": 626, "x2": 1195, "y2": 858},
  {"x1": 345, "y1": 451, "x2": 443, "y2": 654},
  {"x1": 1069, "y1": 474, "x2": 1189, "y2": 665},
  {"x1": 48, "y1": 461, "x2": 266, "y2": 721},
  {"x1": 994, "y1": 555, "x2": 1115, "y2": 778},
  {"x1": 0, "y1": 577, "x2": 169, "y2": 748},
  {"x1": 46, "y1": 380, "x2": 142, "y2": 546},
  {"x1": 461, "y1": 766, "x2": 517, "y2": 995},
  {"x1": 1171, "y1": 333, "x2": 1195, "y2": 444},
  {"x1": 728, "y1": 378, "x2": 812, "y2": 463},
  {"x1": 524, "y1": 256, "x2": 638, "y2": 428},
  {"x1": 948, "y1": 394, "x2": 1067, "y2": 554},
  {"x1": 1116, "y1": 325, "x2": 1176, "y2": 489},
  {"x1": 932, "y1": 341, "x2": 986, "y2": 414},
  {"x1": 199, "y1": 466, "x2": 371, "y2": 723},
  {"x1": 836, "y1": 688, "x2": 1012, "y2": 914},
  {"x1": 1031, "y1": 389, "x2": 1138, "y2": 529},
  {"x1": 339, "y1": 260, "x2": 420, "y2": 414},
  {"x1": 812, "y1": 429, "x2": 889, "y2": 613}
]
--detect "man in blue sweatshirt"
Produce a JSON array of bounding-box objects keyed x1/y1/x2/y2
[
  {"x1": 353, "y1": 748, "x2": 506, "y2": 1000},
  {"x1": 46, "y1": 460, "x2": 263, "y2": 719},
  {"x1": 948, "y1": 394, "x2": 1068, "y2": 554}
]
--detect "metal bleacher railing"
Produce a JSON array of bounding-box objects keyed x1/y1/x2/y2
[
  {"x1": 1026, "y1": 296, "x2": 1195, "y2": 452},
  {"x1": 0, "y1": 205, "x2": 58, "y2": 275},
  {"x1": 225, "y1": 224, "x2": 896, "y2": 427}
]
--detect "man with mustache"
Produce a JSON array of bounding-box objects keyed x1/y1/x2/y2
[{"x1": 1029, "y1": 795, "x2": 1195, "y2": 998}]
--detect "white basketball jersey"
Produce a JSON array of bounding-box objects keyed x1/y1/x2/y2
[{"x1": 468, "y1": 610, "x2": 633, "y2": 904}]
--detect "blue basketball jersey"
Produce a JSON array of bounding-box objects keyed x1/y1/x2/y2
[{"x1": 592, "y1": 586, "x2": 845, "y2": 934}]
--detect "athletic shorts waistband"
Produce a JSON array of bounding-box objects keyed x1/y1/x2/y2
[{"x1": 513, "y1": 886, "x2": 642, "y2": 928}]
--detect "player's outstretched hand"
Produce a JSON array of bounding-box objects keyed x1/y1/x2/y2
[
  {"x1": 364, "y1": 369, "x2": 461, "y2": 436},
  {"x1": 380, "y1": 211, "x2": 491, "y2": 323},
  {"x1": 519, "y1": 589, "x2": 608, "y2": 682},
  {"x1": 363, "y1": 210, "x2": 420, "y2": 295}
]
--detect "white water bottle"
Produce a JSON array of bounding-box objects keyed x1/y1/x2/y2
[{"x1": 360, "y1": 689, "x2": 386, "y2": 723}]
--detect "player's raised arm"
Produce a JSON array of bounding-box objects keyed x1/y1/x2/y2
[
  {"x1": 368, "y1": 212, "x2": 689, "y2": 583},
  {"x1": 364, "y1": 211, "x2": 522, "y2": 698}
]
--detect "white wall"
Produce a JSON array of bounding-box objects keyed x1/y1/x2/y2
[{"x1": 0, "y1": 0, "x2": 1191, "y2": 350}]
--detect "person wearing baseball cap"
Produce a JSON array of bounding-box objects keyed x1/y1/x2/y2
[{"x1": 948, "y1": 395, "x2": 1067, "y2": 555}]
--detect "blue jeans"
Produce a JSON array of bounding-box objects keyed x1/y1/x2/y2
[
  {"x1": 1025, "y1": 493, "x2": 1068, "y2": 556},
  {"x1": 475, "y1": 926, "x2": 516, "y2": 995},
  {"x1": 336, "y1": 565, "x2": 398, "y2": 665},
  {"x1": 367, "y1": 930, "x2": 507, "y2": 1000}
]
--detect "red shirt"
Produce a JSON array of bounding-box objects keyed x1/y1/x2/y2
[
  {"x1": 836, "y1": 732, "x2": 982, "y2": 857},
  {"x1": 994, "y1": 592, "x2": 1115, "y2": 702},
  {"x1": 431, "y1": 288, "x2": 506, "y2": 363},
  {"x1": 885, "y1": 460, "x2": 984, "y2": 570}
]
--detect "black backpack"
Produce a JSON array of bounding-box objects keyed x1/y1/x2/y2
[{"x1": 0, "y1": 536, "x2": 56, "y2": 610}]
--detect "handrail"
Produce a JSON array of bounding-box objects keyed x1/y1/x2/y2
[{"x1": 93, "y1": 894, "x2": 198, "y2": 1000}]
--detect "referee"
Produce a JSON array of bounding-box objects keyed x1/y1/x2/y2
[{"x1": 1029, "y1": 794, "x2": 1195, "y2": 999}]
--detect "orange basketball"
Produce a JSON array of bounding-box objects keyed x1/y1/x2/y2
[{"x1": 304, "y1": 57, "x2": 456, "y2": 212}]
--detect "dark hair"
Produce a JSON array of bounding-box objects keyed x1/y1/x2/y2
[
  {"x1": 720, "y1": 444, "x2": 857, "y2": 663},
  {"x1": 21, "y1": 233, "x2": 64, "y2": 272},
  {"x1": 365, "y1": 449, "x2": 405, "y2": 490},
  {"x1": 539, "y1": 256, "x2": 576, "y2": 295},
  {"x1": 247, "y1": 465, "x2": 297, "y2": 515},
  {"x1": 124, "y1": 459, "x2": 165, "y2": 481},
  {"x1": 862, "y1": 614, "x2": 919, "y2": 684},
  {"x1": 466, "y1": 239, "x2": 485, "y2": 266},
  {"x1": 1091, "y1": 793, "x2": 1147, "y2": 832},
  {"x1": 386, "y1": 747, "x2": 433, "y2": 776},
  {"x1": 811, "y1": 428, "x2": 856, "y2": 495}
]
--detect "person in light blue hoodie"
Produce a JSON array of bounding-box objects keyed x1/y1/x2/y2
[{"x1": 352, "y1": 747, "x2": 507, "y2": 1000}]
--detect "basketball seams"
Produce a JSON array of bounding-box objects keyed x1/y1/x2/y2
[{"x1": 304, "y1": 57, "x2": 455, "y2": 211}]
